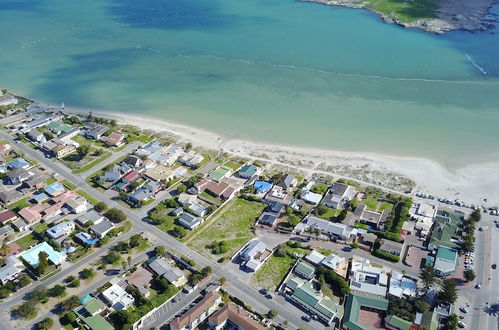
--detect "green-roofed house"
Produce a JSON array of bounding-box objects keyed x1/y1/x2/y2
[
  {"x1": 287, "y1": 277, "x2": 341, "y2": 325},
  {"x1": 433, "y1": 246, "x2": 458, "y2": 276},
  {"x1": 387, "y1": 315, "x2": 413, "y2": 330},
  {"x1": 208, "y1": 165, "x2": 232, "y2": 182},
  {"x1": 238, "y1": 164, "x2": 261, "y2": 179},
  {"x1": 74, "y1": 298, "x2": 113, "y2": 330},
  {"x1": 427, "y1": 209, "x2": 464, "y2": 250},
  {"x1": 294, "y1": 260, "x2": 316, "y2": 280},
  {"x1": 46, "y1": 121, "x2": 73, "y2": 135},
  {"x1": 419, "y1": 311, "x2": 439, "y2": 330},
  {"x1": 343, "y1": 293, "x2": 389, "y2": 330}
]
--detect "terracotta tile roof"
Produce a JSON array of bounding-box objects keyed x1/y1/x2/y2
[{"x1": 209, "y1": 304, "x2": 263, "y2": 330}]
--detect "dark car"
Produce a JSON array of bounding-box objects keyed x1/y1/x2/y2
[{"x1": 492, "y1": 264, "x2": 497, "y2": 270}]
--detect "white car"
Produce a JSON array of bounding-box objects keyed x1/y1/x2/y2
[{"x1": 459, "y1": 321, "x2": 467, "y2": 328}]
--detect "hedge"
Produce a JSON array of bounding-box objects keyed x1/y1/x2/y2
[{"x1": 373, "y1": 249, "x2": 400, "y2": 262}]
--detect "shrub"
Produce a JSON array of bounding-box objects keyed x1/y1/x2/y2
[{"x1": 373, "y1": 249, "x2": 400, "y2": 262}]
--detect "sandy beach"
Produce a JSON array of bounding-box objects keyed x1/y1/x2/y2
[{"x1": 63, "y1": 107, "x2": 499, "y2": 207}]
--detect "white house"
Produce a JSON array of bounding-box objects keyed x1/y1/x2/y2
[{"x1": 102, "y1": 282, "x2": 135, "y2": 311}]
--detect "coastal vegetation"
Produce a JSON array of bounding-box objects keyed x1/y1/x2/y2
[{"x1": 366, "y1": 0, "x2": 438, "y2": 24}]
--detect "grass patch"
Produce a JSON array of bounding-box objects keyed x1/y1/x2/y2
[
  {"x1": 46, "y1": 177, "x2": 57, "y2": 185},
  {"x1": 14, "y1": 223, "x2": 48, "y2": 250},
  {"x1": 198, "y1": 191, "x2": 223, "y2": 205},
  {"x1": 253, "y1": 255, "x2": 294, "y2": 290},
  {"x1": 379, "y1": 201, "x2": 394, "y2": 212},
  {"x1": 222, "y1": 160, "x2": 242, "y2": 171},
  {"x1": 315, "y1": 207, "x2": 342, "y2": 220},
  {"x1": 366, "y1": 0, "x2": 438, "y2": 23},
  {"x1": 127, "y1": 133, "x2": 153, "y2": 143},
  {"x1": 62, "y1": 180, "x2": 77, "y2": 190},
  {"x1": 189, "y1": 198, "x2": 266, "y2": 259},
  {"x1": 364, "y1": 195, "x2": 379, "y2": 210},
  {"x1": 7, "y1": 197, "x2": 30, "y2": 211},
  {"x1": 72, "y1": 152, "x2": 112, "y2": 174},
  {"x1": 76, "y1": 190, "x2": 99, "y2": 205}
]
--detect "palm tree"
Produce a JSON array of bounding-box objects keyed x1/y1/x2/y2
[{"x1": 219, "y1": 277, "x2": 226, "y2": 286}]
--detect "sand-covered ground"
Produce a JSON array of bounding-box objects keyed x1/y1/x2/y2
[{"x1": 66, "y1": 108, "x2": 499, "y2": 206}]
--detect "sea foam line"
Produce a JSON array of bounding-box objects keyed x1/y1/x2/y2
[
  {"x1": 173, "y1": 53, "x2": 493, "y2": 84},
  {"x1": 465, "y1": 53, "x2": 487, "y2": 75}
]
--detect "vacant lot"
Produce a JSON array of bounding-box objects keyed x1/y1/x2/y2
[{"x1": 188, "y1": 198, "x2": 266, "y2": 260}]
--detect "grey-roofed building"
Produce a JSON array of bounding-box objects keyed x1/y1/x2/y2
[
  {"x1": 128, "y1": 189, "x2": 150, "y2": 204},
  {"x1": 122, "y1": 155, "x2": 142, "y2": 168},
  {"x1": 297, "y1": 215, "x2": 357, "y2": 240},
  {"x1": 84, "y1": 124, "x2": 108, "y2": 140},
  {"x1": 379, "y1": 240, "x2": 405, "y2": 256},
  {"x1": 12, "y1": 218, "x2": 30, "y2": 231},
  {"x1": 0, "y1": 256, "x2": 26, "y2": 285},
  {"x1": 0, "y1": 190, "x2": 23, "y2": 205},
  {"x1": 76, "y1": 210, "x2": 104, "y2": 227},
  {"x1": 23, "y1": 176, "x2": 45, "y2": 189},
  {"x1": 177, "y1": 213, "x2": 203, "y2": 230},
  {"x1": 0, "y1": 225, "x2": 14, "y2": 237},
  {"x1": 147, "y1": 258, "x2": 187, "y2": 287},
  {"x1": 240, "y1": 239, "x2": 267, "y2": 262},
  {"x1": 90, "y1": 219, "x2": 115, "y2": 238},
  {"x1": 277, "y1": 173, "x2": 297, "y2": 190},
  {"x1": 322, "y1": 182, "x2": 356, "y2": 209},
  {"x1": 258, "y1": 212, "x2": 277, "y2": 227},
  {"x1": 353, "y1": 204, "x2": 388, "y2": 229},
  {"x1": 7, "y1": 168, "x2": 33, "y2": 185},
  {"x1": 268, "y1": 202, "x2": 284, "y2": 215},
  {"x1": 170, "y1": 207, "x2": 183, "y2": 217}
]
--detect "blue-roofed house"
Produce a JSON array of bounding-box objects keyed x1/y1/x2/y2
[
  {"x1": 75, "y1": 232, "x2": 99, "y2": 245},
  {"x1": 254, "y1": 181, "x2": 272, "y2": 194},
  {"x1": 45, "y1": 182, "x2": 65, "y2": 197},
  {"x1": 7, "y1": 158, "x2": 30, "y2": 170},
  {"x1": 33, "y1": 192, "x2": 49, "y2": 204},
  {"x1": 20, "y1": 242, "x2": 66, "y2": 268}
]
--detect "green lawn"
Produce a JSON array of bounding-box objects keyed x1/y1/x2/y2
[
  {"x1": 62, "y1": 180, "x2": 77, "y2": 190},
  {"x1": 14, "y1": 223, "x2": 48, "y2": 250},
  {"x1": 76, "y1": 190, "x2": 99, "y2": 205},
  {"x1": 253, "y1": 255, "x2": 294, "y2": 290},
  {"x1": 46, "y1": 177, "x2": 57, "y2": 185},
  {"x1": 316, "y1": 207, "x2": 342, "y2": 220},
  {"x1": 72, "y1": 152, "x2": 112, "y2": 174},
  {"x1": 364, "y1": 195, "x2": 379, "y2": 210},
  {"x1": 222, "y1": 160, "x2": 242, "y2": 172},
  {"x1": 366, "y1": 0, "x2": 438, "y2": 23},
  {"x1": 7, "y1": 197, "x2": 30, "y2": 211},
  {"x1": 188, "y1": 198, "x2": 266, "y2": 260},
  {"x1": 199, "y1": 191, "x2": 223, "y2": 205},
  {"x1": 311, "y1": 182, "x2": 329, "y2": 195},
  {"x1": 71, "y1": 134, "x2": 107, "y2": 148},
  {"x1": 127, "y1": 133, "x2": 153, "y2": 143},
  {"x1": 379, "y1": 201, "x2": 394, "y2": 212}
]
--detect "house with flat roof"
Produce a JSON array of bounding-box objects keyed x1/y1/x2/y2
[
  {"x1": 75, "y1": 232, "x2": 99, "y2": 246},
  {"x1": 353, "y1": 204, "x2": 388, "y2": 229},
  {"x1": 320, "y1": 254, "x2": 349, "y2": 278},
  {"x1": 102, "y1": 283, "x2": 135, "y2": 311},
  {"x1": 349, "y1": 257, "x2": 388, "y2": 297},
  {"x1": 388, "y1": 271, "x2": 417, "y2": 299},
  {"x1": 343, "y1": 293, "x2": 389, "y2": 330},
  {"x1": 179, "y1": 150, "x2": 204, "y2": 168},
  {"x1": 46, "y1": 221, "x2": 75, "y2": 240},
  {"x1": 90, "y1": 219, "x2": 115, "y2": 238},
  {"x1": 208, "y1": 165, "x2": 232, "y2": 182},
  {"x1": 433, "y1": 246, "x2": 459, "y2": 276},
  {"x1": 264, "y1": 186, "x2": 293, "y2": 205},
  {"x1": 144, "y1": 164, "x2": 174, "y2": 182},
  {"x1": 208, "y1": 304, "x2": 264, "y2": 330},
  {"x1": 84, "y1": 124, "x2": 108, "y2": 140},
  {"x1": 300, "y1": 190, "x2": 323, "y2": 205},
  {"x1": 20, "y1": 242, "x2": 66, "y2": 268},
  {"x1": 0, "y1": 256, "x2": 26, "y2": 285},
  {"x1": 170, "y1": 290, "x2": 222, "y2": 330},
  {"x1": 285, "y1": 277, "x2": 341, "y2": 325}
]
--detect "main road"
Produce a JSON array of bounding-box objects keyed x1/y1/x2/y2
[{"x1": 0, "y1": 130, "x2": 310, "y2": 329}]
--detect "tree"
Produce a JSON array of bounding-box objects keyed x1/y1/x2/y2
[
  {"x1": 154, "y1": 246, "x2": 166, "y2": 257},
  {"x1": 414, "y1": 299, "x2": 430, "y2": 313},
  {"x1": 106, "y1": 250, "x2": 121, "y2": 264},
  {"x1": 219, "y1": 277, "x2": 226, "y2": 286},
  {"x1": 110, "y1": 119, "x2": 117, "y2": 127},
  {"x1": 80, "y1": 268, "x2": 96, "y2": 280},
  {"x1": 438, "y1": 279, "x2": 458, "y2": 305},
  {"x1": 463, "y1": 269, "x2": 475, "y2": 282},
  {"x1": 76, "y1": 143, "x2": 91, "y2": 158},
  {"x1": 94, "y1": 202, "x2": 108, "y2": 213},
  {"x1": 0, "y1": 243, "x2": 10, "y2": 256},
  {"x1": 268, "y1": 309, "x2": 278, "y2": 319},
  {"x1": 29, "y1": 286, "x2": 49, "y2": 303},
  {"x1": 445, "y1": 314, "x2": 459, "y2": 330},
  {"x1": 37, "y1": 251, "x2": 49, "y2": 276},
  {"x1": 177, "y1": 184, "x2": 187, "y2": 193},
  {"x1": 48, "y1": 284, "x2": 66, "y2": 297},
  {"x1": 36, "y1": 317, "x2": 54, "y2": 330},
  {"x1": 287, "y1": 215, "x2": 301, "y2": 227},
  {"x1": 70, "y1": 279, "x2": 80, "y2": 288},
  {"x1": 18, "y1": 274, "x2": 32, "y2": 288},
  {"x1": 63, "y1": 311, "x2": 77, "y2": 324},
  {"x1": 200, "y1": 266, "x2": 212, "y2": 277},
  {"x1": 171, "y1": 226, "x2": 187, "y2": 238},
  {"x1": 60, "y1": 295, "x2": 81, "y2": 312},
  {"x1": 129, "y1": 234, "x2": 144, "y2": 248},
  {"x1": 0, "y1": 287, "x2": 11, "y2": 298},
  {"x1": 17, "y1": 301, "x2": 37, "y2": 319},
  {"x1": 420, "y1": 265, "x2": 438, "y2": 289},
  {"x1": 105, "y1": 208, "x2": 127, "y2": 223},
  {"x1": 185, "y1": 142, "x2": 192, "y2": 151}
]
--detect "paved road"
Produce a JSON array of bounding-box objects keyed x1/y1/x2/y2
[{"x1": 0, "y1": 129, "x2": 309, "y2": 329}]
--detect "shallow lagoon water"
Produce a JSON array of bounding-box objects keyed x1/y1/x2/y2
[{"x1": 0, "y1": 0, "x2": 498, "y2": 167}]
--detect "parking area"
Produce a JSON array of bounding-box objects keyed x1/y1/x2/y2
[{"x1": 404, "y1": 245, "x2": 428, "y2": 269}]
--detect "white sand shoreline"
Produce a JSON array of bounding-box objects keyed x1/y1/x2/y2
[{"x1": 59, "y1": 106, "x2": 499, "y2": 206}]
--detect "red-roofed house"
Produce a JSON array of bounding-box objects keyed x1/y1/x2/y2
[
  {"x1": 170, "y1": 290, "x2": 222, "y2": 330},
  {"x1": 52, "y1": 190, "x2": 78, "y2": 204},
  {"x1": 0, "y1": 210, "x2": 17, "y2": 225},
  {"x1": 208, "y1": 304, "x2": 263, "y2": 330},
  {"x1": 18, "y1": 205, "x2": 43, "y2": 224},
  {"x1": 101, "y1": 132, "x2": 125, "y2": 147}
]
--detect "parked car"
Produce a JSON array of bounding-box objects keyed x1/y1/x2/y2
[
  {"x1": 458, "y1": 321, "x2": 467, "y2": 328},
  {"x1": 492, "y1": 264, "x2": 497, "y2": 270},
  {"x1": 460, "y1": 307, "x2": 469, "y2": 313}
]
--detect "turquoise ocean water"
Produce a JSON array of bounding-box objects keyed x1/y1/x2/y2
[{"x1": 0, "y1": 0, "x2": 498, "y2": 167}]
